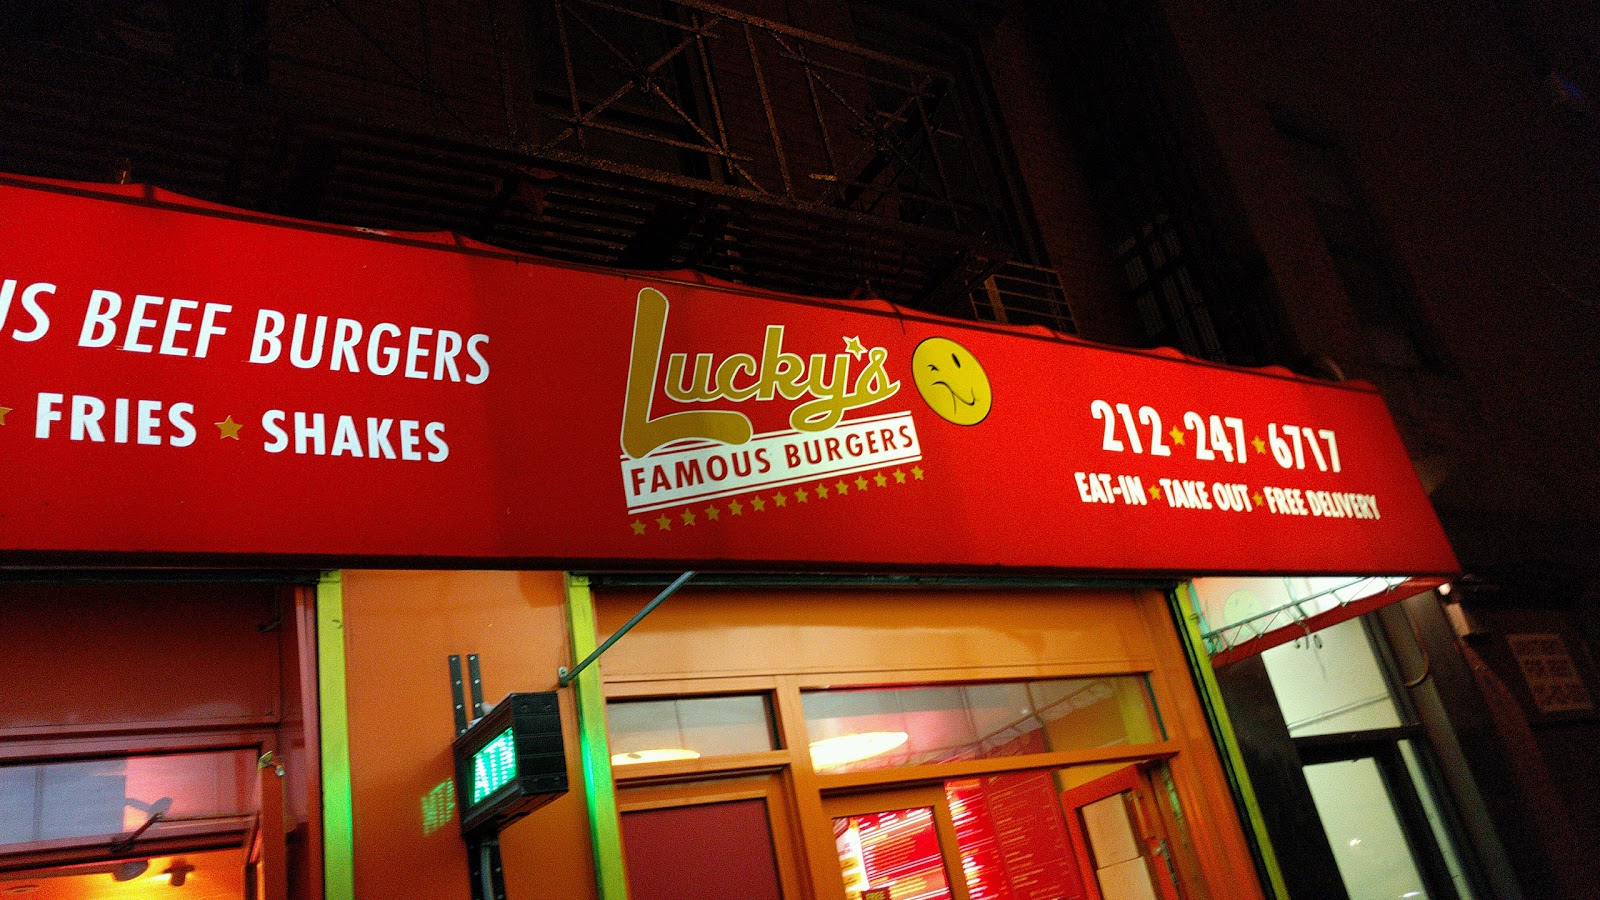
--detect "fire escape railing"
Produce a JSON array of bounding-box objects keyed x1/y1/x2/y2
[
  {"x1": 1, "y1": 0, "x2": 1025, "y2": 308},
  {"x1": 523, "y1": 0, "x2": 991, "y2": 234}
]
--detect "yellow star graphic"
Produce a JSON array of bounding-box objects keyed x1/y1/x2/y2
[
  {"x1": 1149, "y1": 484, "x2": 1162, "y2": 500},
  {"x1": 215, "y1": 415, "x2": 244, "y2": 440},
  {"x1": 874, "y1": 472, "x2": 888, "y2": 487},
  {"x1": 1252, "y1": 492, "x2": 1264, "y2": 507},
  {"x1": 751, "y1": 496, "x2": 766, "y2": 512},
  {"x1": 911, "y1": 465, "x2": 925, "y2": 480},
  {"x1": 835, "y1": 479, "x2": 850, "y2": 495},
  {"x1": 680, "y1": 509, "x2": 697, "y2": 526},
  {"x1": 816, "y1": 483, "x2": 831, "y2": 499},
  {"x1": 1251, "y1": 436, "x2": 1266, "y2": 455},
  {"x1": 0, "y1": 406, "x2": 11, "y2": 425},
  {"x1": 705, "y1": 505, "x2": 720, "y2": 521},
  {"x1": 1169, "y1": 426, "x2": 1185, "y2": 446},
  {"x1": 631, "y1": 520, "x2": 647, "y2": 535},
  {"x1": 729, "y1": 498, "x2": 745, "y2": 515},
  {"x1": 893, "y1": 468, "x2": 907, "y2": 484},
  {"x1": 795, "y1": 487, "x2": 810, "y2": 503},
  {"x1": 855, "y1": 476, "x2": 868, "y2": 491},
  {"x1": 843, "y1": 335, "x2": 866, "y2": 359},
  {"x1": 773, "y1": 492, "x2": 788, "y2": 507},
  {"x1": 656, "y1": 514, "x2": 672, "y2": 531}
]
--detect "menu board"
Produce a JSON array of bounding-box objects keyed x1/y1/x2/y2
[
  {"x1": 835, "y1": 808, "x2": 951, "y2": 900},
  {"x1": 947, "y1": 773, "x2": 1086, "y2": 900}
]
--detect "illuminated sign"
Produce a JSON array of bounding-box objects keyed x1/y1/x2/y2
[
  {"x1": 471, "y1": 730, "x2": 519, "y2": 804},
  {"x1": 452, "y1": 692, "x2": 566, "y2": 836},
  {"x1": 0, "y1": 176, "x2": 1458, "y2": 577}
]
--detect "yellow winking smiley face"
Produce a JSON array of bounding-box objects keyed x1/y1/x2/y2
[{"x1": 911, "y1": 337, "x2": 992, "y2": 425}]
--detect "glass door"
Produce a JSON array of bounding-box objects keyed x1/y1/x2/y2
[
  {"x1": 1299, "y1": 740, "x2": 1459, "y2": 900},
  {"x1": 1059, "y1": 766, "x2": 1184, "y2": 900},
  {"x1": 826, "y1": 775, "x2": 1101, "y2": 900}
]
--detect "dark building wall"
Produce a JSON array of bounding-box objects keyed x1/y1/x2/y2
[
  {"x1": 1127, "y1": 1, "x2": 1600, "y2": 896},
  {"x1": 1151, "y1": 0, "x2": 1600, "y2": 528},
  {"x1": 978, "y1": 12, "x2": 1140, "y2": 343}
]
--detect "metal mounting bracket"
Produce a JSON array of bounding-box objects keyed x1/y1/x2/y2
[
  {"x1": 450, "y1": 653, "x2": 486, "y2": 736},
  {"x1": 449, "y1": 653, "x2": 504, "y2": 900}
]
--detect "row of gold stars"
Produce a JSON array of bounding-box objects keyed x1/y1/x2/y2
[
  {"x1": 0, "y1": 404, "x2": 247, "y2": 439},
  {"x1": 1146, "y1": 482, "x2": 1266, "y2": 508},
  {"x1": 632, "y1": 465, "x2": 926, "y2": 534}
]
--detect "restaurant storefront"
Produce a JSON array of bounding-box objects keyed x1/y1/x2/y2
[{"x1": 0, "y1": 174, "x2": 1458, "y2": 900}]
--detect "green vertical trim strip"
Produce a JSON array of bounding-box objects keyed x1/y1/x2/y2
[
  {"x1": 1171, "y1": 582, "x2": 1290, "y2": 900},
  {"x1": 564, "y1": 573, "x2": 630, "y2": 900},
  {"x1": 317, "y1": 571, "x2": 356, "y2": 900}
]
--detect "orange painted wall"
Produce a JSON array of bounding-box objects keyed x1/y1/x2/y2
[
  {"x1": 338, "y1": 570, "x2": 596, "y2": 900},
  {"x1": 593, "y1": 585, "x2": 1154, "y2": 681},
  {"x1": 335, "y1": 577, "x2": 1259, "y2": 900}
]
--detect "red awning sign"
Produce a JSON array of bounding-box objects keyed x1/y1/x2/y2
[{"x1": 0, "y1": 177, "x2": 1459, "y2": 575}]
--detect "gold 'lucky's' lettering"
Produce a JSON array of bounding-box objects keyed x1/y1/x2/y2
[{"x1": 621, "y1": 287, "x2": 902, "y2": 459}]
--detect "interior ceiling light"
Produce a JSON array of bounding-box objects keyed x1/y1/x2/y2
[
  {"x1": 112, "y1": 861, "x2": 150, "y2": 882},
  {"x1": 610, "y1": 748, "x2": 702, "y2": 766},
  {"x1": 809, "y1": 731, "x2": 909, "y2": 770}
]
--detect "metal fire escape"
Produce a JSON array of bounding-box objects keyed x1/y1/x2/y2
[{"x1": 0, "y1": 0, "x2": 1069, "y2": 322}]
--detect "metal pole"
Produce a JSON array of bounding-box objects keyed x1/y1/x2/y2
[{"x1": 557, "y1": 571, "x2": 695, "y2": 686}]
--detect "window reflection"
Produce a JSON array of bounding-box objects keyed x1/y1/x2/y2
[
  {"x1": 0, "y1": 750, "x2": 258, "y2": 848},
  {"x1": 802, "y1": 678, "x2": 1162, "y2": 774},
  {"x1": 608, "y1": 695, "x2": 776, "y2": 766}
]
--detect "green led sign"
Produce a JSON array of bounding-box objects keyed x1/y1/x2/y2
[
  {"x1": 452, "y1": 691, "x2": 569, "y2": 836},
  {"x1": 472, "y1": 729, "x2": 518, "y2": 804}
]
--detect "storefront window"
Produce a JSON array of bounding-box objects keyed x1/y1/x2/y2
[
  {"x1": 947, "y1": 772, "x2": 1086, "y2": 899},
  {"x1": 802, "y1": 677, "x2": 1162, "y2": 774},
  {"x1": 827, "y1": 763, "x2": 1192, "y2": 900},
  {"x1": 835, "y1": 806, "x2": 953, "y2": 900},
  {"x1": 0, "y1": 749, "x2": 258, "y2": 848},
  {"x1": 607, "y1": 695, "x2": 776, "y2": 766}
]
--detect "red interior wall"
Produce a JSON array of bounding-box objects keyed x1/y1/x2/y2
[{"x1": 0, "y1": 582, "x2": 282, "y2": 737}]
